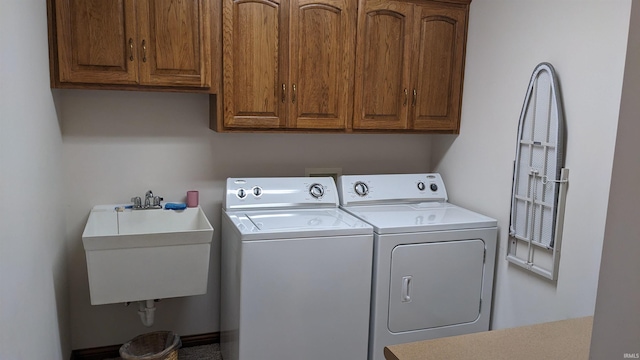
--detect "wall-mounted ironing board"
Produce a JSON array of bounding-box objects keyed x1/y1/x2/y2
[{"x1": 507, "y1": 62, "x2": 569, "y2": 281}]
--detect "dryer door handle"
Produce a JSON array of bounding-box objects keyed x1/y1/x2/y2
[{"x1": 401, "y1": 276, "x2": 412, "y2": 303}]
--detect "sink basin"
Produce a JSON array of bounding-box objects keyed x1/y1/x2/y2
[
  {"x1": 82, "y1": 205, "x2": 213, "y2": 250},
  {"x1": 82, "y1": 205, "x2": 214, "y2": 305}
]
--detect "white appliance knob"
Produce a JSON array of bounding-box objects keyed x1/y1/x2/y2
[
  {"x1": 309, "y1": 183, "x2": 325, "y2": 199},
  {"x1": 354, "y1": 181, "x2": 369, "y2": 197},
  {"x1": 417, "y1": 181, "x2": 426, "y2": 191},
  {"x1": 237, "y1": 188, "x2": 247, "y2": 199},
  {"x1": 252, "y1": 186, "x2": 262, "y2": 197}
]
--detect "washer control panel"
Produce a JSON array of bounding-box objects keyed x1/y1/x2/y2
[
  {"x1": 337, "y1": 173, "x2": 448, "y2": 206},
  {"x1": 224, "y1": 177, "x2": 339, "y2": 210}
]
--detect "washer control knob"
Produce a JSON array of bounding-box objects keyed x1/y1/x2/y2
[
  {"x1": 237, "y1": 188, "x2": 247, "y2": 199},
  {"x1": 430, "y1": 183, "x2": 438, "y2": 192},
  {"x1": 354, "y1": 181, "x2": 369, "y2": 197},
  {"x1": 417, "y1": 181, "x2": 426, "y2": 191},
  {"x1": 252, "y1": 186, "x2": 262, "y2": 197},
  {"x1": 309, "y1": 183, "x2": 325, "y2": 199}
]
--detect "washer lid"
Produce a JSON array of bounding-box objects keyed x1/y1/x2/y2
[
  {"x1": 342, "y1": 202, "x2": 497, "y2": 234},
  {"x1": 224, "y1": 208, "x2": 373, "y2": 240}
]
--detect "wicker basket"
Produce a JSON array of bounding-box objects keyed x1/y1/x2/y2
[{"x1": 119, "y1": 331, "x2": 181, "y2": 360}]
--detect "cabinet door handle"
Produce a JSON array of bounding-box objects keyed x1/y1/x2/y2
[
  {"x1": 282, "y1": 83, "x2": 286, "y2": 103},
  {"x1": 403, "y1": 88, "x2": 408, "y2": 107},
  {"x1": 128, "y1": 38, "x2": 134, "y2": 61},
  {"x1": 292, "y1": 84, "x2": 297, "y2": 104},
  {"x1": 142, "y1": 40, "x2": 147, "y2": 63},
  {"x1": 412, "y1": 89, "x2": 417, "y2": 107}
]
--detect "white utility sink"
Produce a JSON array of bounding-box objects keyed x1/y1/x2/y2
[
  {"x1": 82, "y1": 205, "x2": 214, "y2": 305},
  {"x1": 82, "y1": 205, "x2": 214, "y2": 250}
]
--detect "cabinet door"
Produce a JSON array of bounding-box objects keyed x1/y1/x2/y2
[
  {"x1": 353, "y1": 0, "x2": 413, "y2": 130},
  {"x1": 289, "y1": 0, "x2": 356, "y2": 129},
  {"x1": 411, "y1": 3, "x2": 467, "y2": 131},
  {"x1": 223, "y1": 0, "x2": 289, "y2": 128},
  {"x1": 56, "y1": 0, "x2": 138, "y2": 84},
  {"x1": 137, "y1": 0, "x2": 211, "y2": 87}
]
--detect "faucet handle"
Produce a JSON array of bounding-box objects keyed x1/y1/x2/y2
[
  {"x1": 131, "y1": 196, "x2": 142, "y2": 209},
  {"x1": 152, "y1": 196, "x2": 163, "y2": 207}
]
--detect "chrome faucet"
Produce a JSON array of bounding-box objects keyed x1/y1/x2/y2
[{"x1": 131, "y1": 190, "x2": 163, "y2": 210}]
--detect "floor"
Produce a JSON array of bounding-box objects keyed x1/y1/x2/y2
[{"x1": 107, "y1": 343, "x2": 221, "y2": 360}]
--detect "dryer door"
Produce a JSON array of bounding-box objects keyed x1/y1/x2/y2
[{"x1": 388, "y1": 239, "x2": 485, "y2": 333}]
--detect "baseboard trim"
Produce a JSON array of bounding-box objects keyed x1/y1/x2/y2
[{"x1": 70, "y1": 332, "x2": 219, "y2": 360}]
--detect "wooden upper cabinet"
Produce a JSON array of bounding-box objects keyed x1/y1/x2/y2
[
  {"x1": 56, "y1": 0, "x2": 138, "y2": 84},
  {"x1": 353, "y1": 0, "x2": 413, "y2": 130},
  {"x1": 289, "y1": 0, "x2": 356, "y2": 129},
  {"x1": 137, "y1": 0, "x2": 211, "y2": 87},
  {"x1": 353, "y1": 0, "x2": 469, "y2": 132},
  {"x1": 412, "y1": 2, "x2": 466, "y2": 131},
  {"x1": 223, "y1": 0, "x2": 287, "y2": 128},
  {"x1": 53, "y1": 0, "x2": 212, "y2": 89},
  {"x1": 221, "y1": 0, "x2": 356, "y2": 130}
]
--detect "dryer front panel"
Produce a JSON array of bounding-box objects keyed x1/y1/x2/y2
[{"x1": 388, "y1": 239, "x2": 485, "y2": 333}]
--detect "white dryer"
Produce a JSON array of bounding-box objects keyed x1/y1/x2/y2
[
  {"x1": 337, "y1": 173, "x2": 497, "y2": 360},
  {"x1": 220, "y1": 177, "x2": 374, "y2": 360}
]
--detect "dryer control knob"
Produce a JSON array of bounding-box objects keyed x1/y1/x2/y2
[
  {"x1": 430, "y1": 183, "x2": 438, "y2": 192},
  {"x1": 354, "y1": 181, "x2": 369, "y2": 197},
  {"x1": 417, "y1": 181, "x2": 426, "y2": 191},
  {"x1": 309, "y1": 183, "x2": 325, "y2": 199}
]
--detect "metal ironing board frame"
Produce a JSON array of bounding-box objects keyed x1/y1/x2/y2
[{"x1": 507, "y1": 62, "x2": 569, "y2": 281}]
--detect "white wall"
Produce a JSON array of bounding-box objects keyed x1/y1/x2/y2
[
  {"x1": 431, "y1": 0, "x2": 632, "y2": 329},
  {"x1": 0, "y1": 1, "x2": 70, "y2": 359},
  {"x1": 60, "y1": 90, "x2": 432, "y2": 349},
  {"x1": 590, "y1": 1, "x2": 640, "y2": 356}
]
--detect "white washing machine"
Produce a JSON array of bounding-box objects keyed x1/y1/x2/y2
[
  {"x1": 220, "y1": 177, "x2": 374, "y2": 360},
  {"x1": 337, "y1": 173, "x2": 497, "y2": 360}
]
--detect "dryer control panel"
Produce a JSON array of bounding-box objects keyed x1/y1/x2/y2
[
  {"x1": 224, "y1": 177, "x2": 339, "y2": 210},
  {"x1": 337, "y1": 173, "x2": 448, "y2": 206}
]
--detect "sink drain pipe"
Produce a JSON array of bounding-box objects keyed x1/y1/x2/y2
[{"x1": 137, "y1": 300, "x2": 156, "y2": 327}]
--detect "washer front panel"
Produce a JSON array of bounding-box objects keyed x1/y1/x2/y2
[
  {"x1": 221, "y1": 211, "x2": 374, "y2": 360},
  {"x1": 237, "y1": 234, "x2": 373, "y2": 360}
]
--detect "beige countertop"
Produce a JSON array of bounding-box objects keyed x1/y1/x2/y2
[{"x1": 384, "y1": 316, "x2": 593, "y2": 360}]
